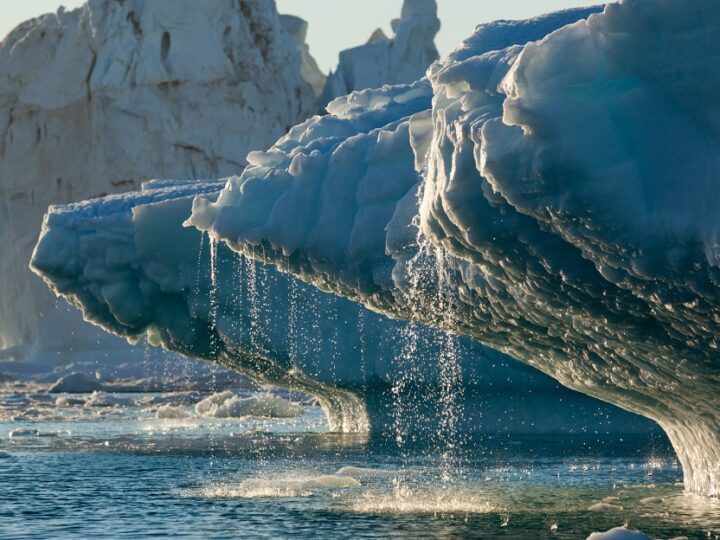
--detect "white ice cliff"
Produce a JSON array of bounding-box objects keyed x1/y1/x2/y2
[
  {"x1": 178, "y1": 0, "x2": 720, "y2": 495},
  {"x1": 0, "y1": 0, "x2": 317, "y2": 362},
  {"x1": 319, "y1": 0, "x2": 441, "y2": 108}
]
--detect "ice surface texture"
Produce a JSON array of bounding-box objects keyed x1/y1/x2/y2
[
  {"x1": 183, "y1": 1, "x2": 720, "y2": 495},
  {"x1": 0, "y1": 0, "x2": 317, "y2": 362}
]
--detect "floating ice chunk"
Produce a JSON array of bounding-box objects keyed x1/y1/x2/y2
[
  {"x1": 48, "y1": 373, "x2": 103, "y2": 394},
  {"x1": 9, "y1": 428, "x2": 39, "y2": 438},
  {"x1": 217, "y1": 395, "x2": 301, "y2": 418},
  {"x1": 239, "y1": 475, "x2": 360, "y2": 493},
  {"x1": 55, "y1": 396, "x2": 86, "y2": 407},
  {"x1": 336, "y1": 466, "x2": 411, "y2": 477},
  {"x1": 195, "y1": 391, "x2": 302, "y2": 419},
  {"x1": 194, "y1": 391, "x2": 236, "y2": 416},
  {"x1": 84, "y1": 391, "x2": 134, "y2": 408},
  {"x1": 587, "y1": 502, "x2": 624, "y2": 512},
  {"x1": 197, "y1": 475, "x2": 360, "y2": 499},
  {"x1": 586, "y1": 528, "x2": 652, "y2": 540},
  {"x1": 156, "y1": 405, "x2": 192, "y2": 420}
]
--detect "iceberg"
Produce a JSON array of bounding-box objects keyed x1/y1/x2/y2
[{"x1": 173, "y1": 0, "x2": 720, "y2": 495}]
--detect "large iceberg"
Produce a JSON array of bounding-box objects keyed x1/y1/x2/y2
[
  {"x1": 319, "y1": 0, "x2": 441, "y2": 108},
  {"x1": 0, "y1": 0, "x2": 318, "y2": 363},
  {"x1": 183, "y1": 0, "x2": 720, "y2": 495}
]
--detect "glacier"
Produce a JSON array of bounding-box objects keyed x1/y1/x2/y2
[
  {"x1": 184, "y1": 0, "x2": 720, "y2": 495},
  {"x1": 0, "y1": 0, "x2": 317, "y2": 365}
]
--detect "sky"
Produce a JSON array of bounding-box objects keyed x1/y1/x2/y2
[{"x1": 0, "y1": 0, "x2": 600, "y2": 72}]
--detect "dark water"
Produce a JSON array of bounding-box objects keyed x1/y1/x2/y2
[{"x1": 2, "y1": 390, "x2": 720, "y2": 539}]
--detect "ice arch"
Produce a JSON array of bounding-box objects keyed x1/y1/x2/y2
[{"x1": 183, "y1": 1, "x2": 720, "y2": 495}]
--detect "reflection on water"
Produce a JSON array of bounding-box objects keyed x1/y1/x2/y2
[{"x1": 2, "y1": 387, "x2": 720, "y2": 539}]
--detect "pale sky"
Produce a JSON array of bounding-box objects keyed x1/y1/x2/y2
[{"x1": 0, "y1": 1, "x2": 600, "y2": 72}]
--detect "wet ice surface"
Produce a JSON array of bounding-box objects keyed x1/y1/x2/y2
[{"x1": 2, "y1": 386, "x2": 720, "y2": 539}]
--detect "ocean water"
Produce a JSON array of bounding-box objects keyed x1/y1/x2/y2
[{"x1": 2, "y1": 386, "x2": 720, "y2": 539}]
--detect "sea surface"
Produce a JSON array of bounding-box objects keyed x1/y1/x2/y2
[{"x1": 1, "y1": 385, "x2": 719, "y2": 539}]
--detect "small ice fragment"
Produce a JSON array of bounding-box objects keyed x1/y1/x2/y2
[
  {"x1": 336, "y1": 466, "x2": 411, "y2": 477},
  {"x1": 586, "y1": 527, "x2": 652, "y2": 540},
  {"x1": 195, "y1": 391, "x2": 301, "y2": 418},
  {"x1": 587, "y1": 502, "x2": 624, "y2": 512},
  {"x1": 84, "y1": 391, "x2": 133, "y2": 408},
  {"x1": 156, "y1": 405, "x2": 191, "y2": 419},
  {"x1": 9, "y1": 428, "x2": 39, "y2": 438},
  {"x1": 55, "y1": 396, "x2": 86, "y2": 407}
]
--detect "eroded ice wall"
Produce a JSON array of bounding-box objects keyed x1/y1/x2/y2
[
  {"x1": 187, "y1": 1, "x2": 720, "y2": 495},
  {"x1": 0, "y1": 0, "x2": 317, "y2": 361}
]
